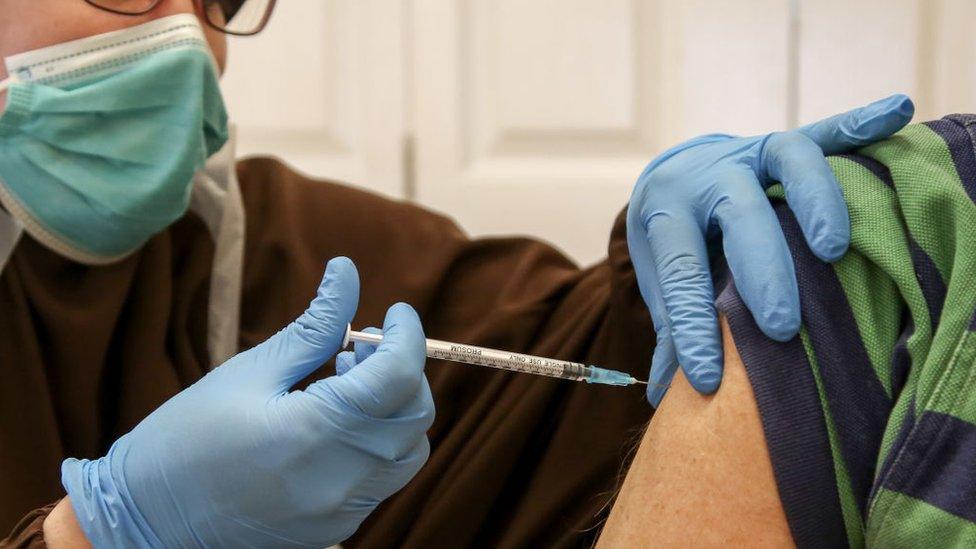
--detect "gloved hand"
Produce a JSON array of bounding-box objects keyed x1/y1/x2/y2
[
  {"x1": 629, "y1": 94, "x2": 915, "y2": 407},
  {"x1": 61, "y1": 257, "x2": 434, "y2": 548}
]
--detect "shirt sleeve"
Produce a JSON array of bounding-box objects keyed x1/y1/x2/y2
[
  {"x1": 235, "y1": 157, "x2": 656, "y2": 548},
  {"x1": 1, "y1": 503, "x2": 56, "y2": 548},
  {"x1": 715, "y1": 115, "x2": 976, "y2": 548}
]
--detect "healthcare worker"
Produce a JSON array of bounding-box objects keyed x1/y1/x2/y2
[{"x1": 0, "y1": 1, "x2": 913, "y2": 547}]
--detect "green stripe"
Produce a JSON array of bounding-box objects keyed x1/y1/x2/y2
[
  {"x1": 823, "y1": 154, "x2": 931, "y2": 364},
  {"x1": 862, "y1": 124, "x2": 961, "y2": 281},
  {"x1": 864, "y1": 125, "x2": 976, "y2": 423},
  {"x1": 766, "y1": 122, "x2": 976, "y2": 543},
  {"x1": 926, "y1": 330, "x2": 976, "y2": 425},
  {"x1": 868, "y1": 490, "x2": 976, "y2": 547},
  {"x1": 826, "y1": 156, "x2": 907, "y2": 397},
  {"x1": 800, "y1": 328, "x2": 864, "y2": 547}
]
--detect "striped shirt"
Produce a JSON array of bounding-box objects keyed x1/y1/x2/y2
[{"x1": 715, "y1": 114, "x2": 976, "y2": 548}]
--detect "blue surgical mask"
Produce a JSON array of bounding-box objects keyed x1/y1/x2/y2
[{"x1": 0, "y1": 14, "x2": 228, "y2": 264}]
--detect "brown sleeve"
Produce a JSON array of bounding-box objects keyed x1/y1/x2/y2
[
  {"x1": 0, "y1": 504, "x2": 54, "y2": 549},
  {"x1": 237, "y1": 157, "x2": 655, "y2": 549}
]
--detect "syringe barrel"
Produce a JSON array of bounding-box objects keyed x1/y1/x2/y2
[
  {"x1": 344, "y1": 326, "x2": 589, "y2": 382},
  {"x1": 424, "y1": 338, "x2": 588, "y2": 381}
]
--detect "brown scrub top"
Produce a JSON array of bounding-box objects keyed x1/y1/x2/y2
[{"x1": 1, "y1": 157, "x2": 654, "y2": 548}]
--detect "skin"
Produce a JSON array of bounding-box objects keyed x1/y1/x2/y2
[
  {"x1": 0, "y1": 0, "x2": 227, "y2": 110},
  {"x1": 598, "y1": 317, "x2": 793, "y2": 548},
  {"x1": 43, "y1": 500, "x2": 91, "y2": 549},
  {"x1": 0, "y1": 1, "x2": 228, "y2": 545}
]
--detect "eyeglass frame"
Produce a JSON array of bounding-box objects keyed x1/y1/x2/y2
[{"x1": 83, "y1": 0, "x2": 277, "y2": 36}]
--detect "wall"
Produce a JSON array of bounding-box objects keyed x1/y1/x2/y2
[{"x1": 221, "y1": 0, "x2": 976, "y2": 265}]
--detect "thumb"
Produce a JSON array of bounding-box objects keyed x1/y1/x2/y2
[
  {"x1": 243, "y1": 256, "x2": 360, "y2": 392},
  {"x1": 317, "y1": 302, "x2": 427, "y2": 418},
  {"x1": 797, "y1": 94, "x2": 914, "y2": 154}
]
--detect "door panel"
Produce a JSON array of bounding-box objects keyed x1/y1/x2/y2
[
  {"x1": 798, "y1": 0, "x2": 922, "y2": 123},
  {"x1": 220, "y1": 1, "x2": 974, "y2": 265},
  {"x1": 413, "y1": 0, "x2": 789, "y2": 265},
  {"x1": 918, "y1": 0, "x2": 976, "y2": 118},
  {"x1": 798, "y1": 0, "x2": 976, "y2": 124},
  {"x1": 221, "y1": 0, "x2": 406, "y2": 198}
]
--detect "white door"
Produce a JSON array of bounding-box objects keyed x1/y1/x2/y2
[
  {"x1": 221, "y1": 0, "x2": 408, "y2": 198},
  {"x1": 221, "y1": 0, "x2": 976, "y2": 265},
  {"x1": 411, "y1": 0, "x2": 792, "y2": 265},
  {"x1": 797, "y1": 0, "x2": 976, "y2": 123}
]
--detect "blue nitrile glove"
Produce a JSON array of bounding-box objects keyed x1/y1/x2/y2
[
  {"x1": 629, "y1": 94, "x2": 915, "y2": 407},
  {"x1": 61, "y1": 257, "x2": 434, "y2": 548}
]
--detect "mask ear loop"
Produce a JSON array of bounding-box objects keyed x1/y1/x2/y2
[
  {"x1": 0, "y1": 74, "x2": 17, "y2": 93},
  {"x1": 0, "y1": 198, "x2": 24, "y2": 273}
]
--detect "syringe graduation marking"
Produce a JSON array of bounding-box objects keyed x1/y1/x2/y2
[
  {"x1": 342, "y1": 326, "x2": 636, "y2": 386},
  {"x1": 425, "y1": 338, "x2": 582, "y2": 380}
]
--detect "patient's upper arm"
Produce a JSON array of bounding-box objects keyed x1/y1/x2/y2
[{"x1": 597, "y1": 317, "x2": 793, "y2": 547}]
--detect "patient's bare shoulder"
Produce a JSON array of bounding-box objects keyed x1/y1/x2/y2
[{"x1": 597, "y1": 317, "x2": 793, "y2": 548}]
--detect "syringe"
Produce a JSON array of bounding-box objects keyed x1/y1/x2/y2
[{"x1": 343, "y1": 326, "x2": 647, "y2": 387}]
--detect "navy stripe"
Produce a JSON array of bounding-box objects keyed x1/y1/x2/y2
[
  {"x1": 776, "y1": 204, "x2": 891, "y2": 517},
  {"x1": 831, "y1": 153, "x2": 947, "y2": 329},
  {"x1": 947, "y1": 113, "x2": 976, "y2": 126},
  {"x1": 715, "y1": 276, "x2": 847, "y2": 548},
  {"x1": 970, "y1": 308, "x2": 976, "y2": 331},
  {"x1": 869, "y1": 401, "x2": 915, "y2": 504},
  {"x1": 924, "y1": 118, "x2": 976, "y2": 204},
  {"x1": 907, "y1": 239, "x2": 948, "y2": 330},
  {"x1": 836, "y1": 153, "x2": 895, "y2": 189},
  {"x1": 883, "y1": 411, "x2": 976, "y2": 522},
  {"x1": 945, "y1": 114, "x2": 976, "y2": 198}
]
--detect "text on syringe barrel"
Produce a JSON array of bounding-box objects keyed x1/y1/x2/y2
[{"x1": 424, "y1": 338, "x2": 589, "y2": 381}]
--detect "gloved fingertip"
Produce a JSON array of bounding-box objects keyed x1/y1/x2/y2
[
  {"x1": 320, "y1": 257, "x2": 359, "y2": 294},
  {"x1": 877, "y1": 93, "x2": 915, "y2": 120},
  {"x1": 60, "y1": 457, "x2": 82, "y2": 475},
  {"x1": 646, "y1": 382, "x2": 668, "y2": 408},
  {"x1": 646, "y1": 344, "x2": 678, "y2": 408},
  {"x1": 851, "y1": 94, "x2": 916, "y2": 141},
  {"x1": 761, "y1": 317, "x2": 801, "y2": 342},
  {"x1": 895, "y1": 94, "x2": 915, "y2": 118},
  {"x1": 754, "y1": 297, "x2": 801, "y2": 342},
  {"x1": 811, "y1": 232, "x2": 849, "y2": 262},
  {"x1": 384, "y1": 302, "x2": 421, "y2": 328},
  {"x1": 303, "y1": 257, "x2": 359, "y2": 331},
  {"x1": 381, "y1": 303, "x2": 426, "y2": 359},
  {"x1": 325, "y1": 255, "x2": 356, "y2": 275},
  {"x1": 354, "y1": 326, "x2": 381, "y2": 362},
  {"x1": 687, "y1": 368, "x2": 722, "y2": 395},
  {"x1": 335, "y1": 351, "x2": 356, "y2": 376}
]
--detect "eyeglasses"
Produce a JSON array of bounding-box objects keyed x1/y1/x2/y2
[{"x1": 84, "y1": 0, "x2": 278, "y2": 36}]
